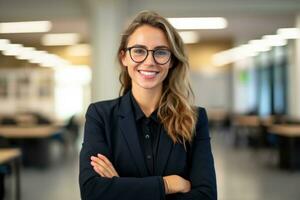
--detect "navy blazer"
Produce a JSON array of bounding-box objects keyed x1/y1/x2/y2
[{"x1": 79, "y1": 91, "x2": 217, "y2": 200}]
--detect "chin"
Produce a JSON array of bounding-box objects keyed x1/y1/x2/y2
[{"x1": 138, "y1": 82, "x2": 161, "y2": 90}]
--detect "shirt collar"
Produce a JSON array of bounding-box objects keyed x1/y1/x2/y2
[{"x1": 129, "y1": 90, "x2": 159, "y2": 123}]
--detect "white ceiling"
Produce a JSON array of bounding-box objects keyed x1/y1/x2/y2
[{"x1": 0, "y1": 0, "x2": 300, "y2": 45}]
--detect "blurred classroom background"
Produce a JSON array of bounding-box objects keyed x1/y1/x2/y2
[{"x1": 0, "y1": 0, "x2": 300, "y2": 199}]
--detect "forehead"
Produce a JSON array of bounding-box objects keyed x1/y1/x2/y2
[{"x1": 127, "y1": 25, "x2": 169, "y2": 48}]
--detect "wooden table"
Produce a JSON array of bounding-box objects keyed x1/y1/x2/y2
[
  {"x1": 269, "y1": 124, "x2": 300, "y2": 137},
  {"x1": 232, "y1": 115, "x2": 261, "y2": 127},
  {"x1": 0, "y1": 125, "x2": 60, "y2": 168},
  {"x1": 268, "y1": 124, "x2": 300, "y2": 170},
  {"x1": 0, "y1": 148, "x2": 22, "y2": 200},
  {"x1": 208, "y1": 110, "x2": 229, "y2": 129},
  {"x1": 232, "y1": 115, "x2": 263, "y2": 147},
  {"x1": 0, "y1": 125, "x2": 60, "y2": 138}
]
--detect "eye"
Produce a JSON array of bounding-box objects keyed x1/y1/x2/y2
[
  {"x1": 155, "y1": 49, "x2": 170, "y2": 57},
  {"x1": 132, "y1": 47, "x2": 146, "y2": 55}
]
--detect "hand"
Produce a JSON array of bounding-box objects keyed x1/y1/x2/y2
[
  {"x1": 163, "y1": 175, "x2": 191, "y2": 194},
  {"x1": 90, "y1": 154, "x2": 119, "y2": 178}
]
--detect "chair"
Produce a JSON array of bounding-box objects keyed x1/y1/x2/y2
[
  {"x1": 0, "y1": 117, "x2": 17, "y2": 125},
  {"x1": 51, "y1": 115, "x2": 80, "y2": 156}
]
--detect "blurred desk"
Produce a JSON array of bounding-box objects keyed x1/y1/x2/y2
[
  {"x1": 0, "y1": 126, "x2": 59, "y2": 138},
  {"x1": 0, "y1": 126, "x2": 59, "y2": 168},
  {"x1": 232, "y1": 115, "x2": 262, "y2": 147},
  {"x1": 0, "y1": 148, "x2": 21, "y2": 200},
  {"x1": 208, "y1": 110, "x2": 229, "y2": 128},
  {"x1": 269, "y1": 124, "x2": 300, "y2": 137},
  {"x1": 269, "y1": 124, "x2": 300, "y2": 170},
  {"x1": 233, "y1": 115, "x2": 260, "y2": 127}
]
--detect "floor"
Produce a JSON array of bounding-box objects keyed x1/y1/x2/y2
[
  {"x1": 3, "y1": 128, "x2": 300, "y2": 200},
  {"x1": 212, "y1": 129, "x2": 300, "y2": 200}
]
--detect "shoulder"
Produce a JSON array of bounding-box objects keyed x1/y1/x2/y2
[
  {"x1": 195, "y1": 106, "x2": 208, "y2": 125},
  {"x1": 194, "y1": 106, "x2": 210, "y2": 139},
  {"x1": 85, "y1": 97, "x2": 122, "y2": 122},
  {"x1": 91, "y1": 97, "x2": 122, "y2": 112}
]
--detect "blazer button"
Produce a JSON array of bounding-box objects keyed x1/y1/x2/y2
[
  {"x1": 145, "y1": 134, "x2": 150, "y2": 139},
  {"x1": 146, "y1": 155, "x2": 152, "y2": 159}
]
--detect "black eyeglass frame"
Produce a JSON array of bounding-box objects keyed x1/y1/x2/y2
[{"x1": 124, "y1": 46, "x2": 172, "y2": 65}]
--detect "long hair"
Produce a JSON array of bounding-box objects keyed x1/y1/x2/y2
[{"x1": 117, "y1": 10, "x2": 198, "y2": 144}]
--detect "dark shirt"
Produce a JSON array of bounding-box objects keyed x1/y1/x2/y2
[{"x1": 130, "y1": 92, "x2": 162, "y2": 176}]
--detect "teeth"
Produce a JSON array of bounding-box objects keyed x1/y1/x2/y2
[{"x1": 139, "y1": 70, "x2": 157, "y2": 76}]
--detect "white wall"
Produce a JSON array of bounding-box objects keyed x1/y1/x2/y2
[{"x1": 190, "y1": 69, "x2": 232, "y2": 112}]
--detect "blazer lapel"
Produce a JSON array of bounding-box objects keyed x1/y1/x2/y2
[
  {"x1": 118, "y1": 92, "x2": 148, "y2": 177},
  {"x1": 156, "y1": 127, "x2": 173, "y2": 175}
]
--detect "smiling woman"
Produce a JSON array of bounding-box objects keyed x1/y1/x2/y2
[{"x1": 79, "y1": 10, "x2": 217, "y2": 200}]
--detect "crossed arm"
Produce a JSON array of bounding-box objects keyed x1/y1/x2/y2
[{"x1": 90, "y1": 153, "x2": 191, "y2": 194}]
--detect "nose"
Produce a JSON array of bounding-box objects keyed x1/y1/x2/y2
[{"x1": 143, "y1": 51, "x2": 156, "y2": 66}]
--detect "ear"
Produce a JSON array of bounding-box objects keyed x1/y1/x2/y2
[{"x1": 120, "y1": 50, "x2": 128, "y2": 68}]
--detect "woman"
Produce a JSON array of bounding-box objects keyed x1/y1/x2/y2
[{"x1": 79, "y1": 11, "x2": 217, "y2": 200}]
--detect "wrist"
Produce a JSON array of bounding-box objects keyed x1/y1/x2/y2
[{"x1": 163, "y1": 176, "x2": 170, "y2": 194}]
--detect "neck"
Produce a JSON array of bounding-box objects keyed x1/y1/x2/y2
[{"x1": 132, "y1": 86, "x2": 162, "y2": 117}]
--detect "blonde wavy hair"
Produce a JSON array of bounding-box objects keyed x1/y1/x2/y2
[{"x1": 117, "y1": 11, "x2": 198, "y2": 144}]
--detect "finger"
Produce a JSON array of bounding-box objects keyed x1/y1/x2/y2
[
  {"x1": 93, "y1": 165, "x2": 105, "y2": 177},
  {"x1": 97, "y1": 154, "x2": 119, "y2": 177},
  {"x1": 91, "y1": 156, "x2": 110, "y2": 170},
  {"x1": 91, "y1": 160, "x2": 105, "y2": 177},
  {"x1": 91, "y1": 161, "x2": 112, "y2": 177},
  {"x1": 91, "y1": 156, "x2": 114, "y2": 177},
  {"x1": 97, "y1": 154, "x2": 113, "y2": 167},
  {"x1": 91, "y1": 161, "x2": 111, "y2": 177}
]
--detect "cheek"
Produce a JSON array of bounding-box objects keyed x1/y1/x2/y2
[
  {"x1": 162, "y1": 64, "x2": 171, "y2": 75},
  {"x1": 127, "y1": 67, "x2": 134, "y2": 77},
  {"x1": 126, "y1": 64, "x2": 139, "y2": 78},
  {"x1": 124, "y1": 56, "x2": 138, "y2": 68},
  {"x1": 162, "y1": 61, "x2": 172, "y2": 70},
  {"x1": 162, "y1": 66, "x2": 172, "y2": 80},
  {"x1": 162, "y1": 69, "x2": 170, "y2": 79},
  {"x1": 121, "y1": 53, "x2": 133, "y2": 67}
]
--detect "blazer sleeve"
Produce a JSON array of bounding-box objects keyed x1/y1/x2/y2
[
  {"x1": 79, "y1": 103, "x2": 165, "y2": 200},
  {"x1": 169, "y1": 107, "x2": 217, "y2": 200}
]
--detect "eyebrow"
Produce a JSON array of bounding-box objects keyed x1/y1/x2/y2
[{"x1": 131, "y1": 44, "x2": 169, "y2": 49}]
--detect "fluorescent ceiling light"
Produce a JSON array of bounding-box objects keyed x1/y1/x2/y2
[
  {"x1": 277, "y1": 28, "x2": 300, "y2": 39},
  {"x1": 0, "y1": 39, "x2": 71, "y2": 68},
  {"x1": 28, "y1": 50, "x2": 70, "y2": 67},
  {"x1": 16, "y1": 47, "x2": 36, "y2": 60},
  {"x1": 178, "y1": 31, "x2": 200, "y2": 44},
  {"x1": 66, "y1": 44, "x2": 91, "y2": 56},
  {"x1": 0, "y1": 21, "x2": 51, "y2": 33},
  {"x1": 213, "y1": 50, "x2": 234, "y2": 66},
  {"x1": 262, "y1": 35, "x2": 287, "y2": 47},
  {"x1": 28, "y1": 50, "x2": 48, "y2": 64},
  {"x1": 249, "y1": 40, "x2": 271, "y2": 52},
  {"x1": 2, "y1": 43, "x2": 24, "y2": 56},
  {"x1": 41, "y1": 33, "x2": 80, "y2": 46},
  {"x1": 239, "y1": 44, "x2": 260, "y2": 56},
  {"x1": 0, "y1": 39, "x2": 10, "y2": 51},
  {"x1": 213, "y1": 44, "x2": 261, "y2": 66},
  {"x1": 167, "y1": 17, "x2": 227, "y2": 30}
]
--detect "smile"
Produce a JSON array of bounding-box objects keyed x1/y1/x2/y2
[{"x1": 138, "y1": 70, "x2": 159, "y2": 78}]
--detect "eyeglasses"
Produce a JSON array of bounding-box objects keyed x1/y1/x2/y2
[{"x1": 125, "y1": 46, "x2": 172, "y2": 65}]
